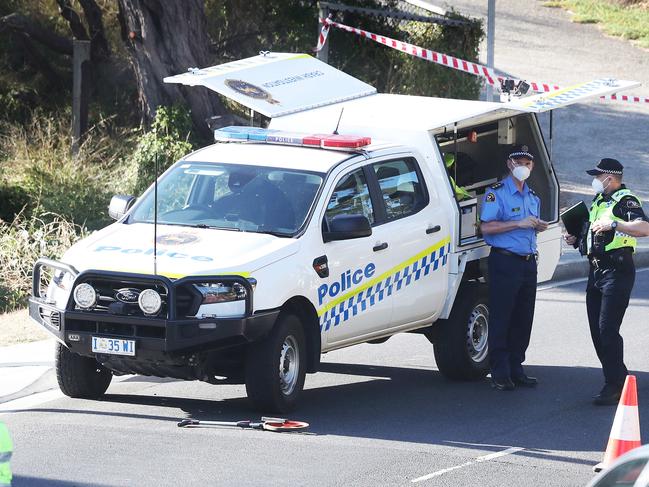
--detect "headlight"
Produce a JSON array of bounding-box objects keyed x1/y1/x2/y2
[
  {"x1": 138, "y1": 289, "x2": 162, "y2": 315},
  {"x1": 195, "y1": 282, "x2": 247, "y2": 304},
  {"x1": 73, "y1": 283, "x2": 97, "y2": 309}
]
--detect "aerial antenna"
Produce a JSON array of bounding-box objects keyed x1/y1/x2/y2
[
  {"x1": 153, "y1": 126, "x2": 158, "y2": 276},
  {"x1": 333, "y1": 107, "x2": 344, "y2": 135}
]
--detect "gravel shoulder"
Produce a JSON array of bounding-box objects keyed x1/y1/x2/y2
[{"x1": 0, "y1": 308, "x2": 49, "y2": 346}]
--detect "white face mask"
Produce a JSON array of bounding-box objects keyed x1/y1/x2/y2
[
  {"x1": 511, "y1": 165, "x2": 531, "y2": 181},
  {"x1": 592, "y1": 177, "x2": 610, "y2": 194}
]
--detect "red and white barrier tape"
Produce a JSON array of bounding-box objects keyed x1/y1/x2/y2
[
  {"x1": 316, "y1": 16, "x2": 331, "y2": 52},
  {"x1": 317, "y1": 17, "x2": 649, "y2": 104}
]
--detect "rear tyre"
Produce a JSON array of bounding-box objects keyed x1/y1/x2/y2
[
  {"x1": 245, "y1": 313, "x2": 306, "y2": 413},
  {"x1": 55, "y1": 343, "x2": 112, "y2": 398},
  {"x1": 433, "y1": 282, "x2": 489, "y2": 381}
]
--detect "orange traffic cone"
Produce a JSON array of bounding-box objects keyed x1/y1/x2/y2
[{"x1": 593, "y1": 375, "x2": 642, "y2": 472}]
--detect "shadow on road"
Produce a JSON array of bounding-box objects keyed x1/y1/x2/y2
[
  {"x1": 15, "y1": 361, "x2": 646, "y2": 466},
  {"x1": 295, "y1": 363, "x2": 649, "y2": 461}
]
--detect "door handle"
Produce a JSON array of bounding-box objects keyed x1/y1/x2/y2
[
  {"x1": 373, "y1": 242, "x2": 388, "y2": 252},
  {"x1": 426, "y1": 225, "x2": 441, "y2": 234}
]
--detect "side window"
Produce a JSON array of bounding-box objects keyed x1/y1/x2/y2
[
  {"x1": 325, "y1": 168, "x2": 375, "y2": 225},
  {"x1": 373, "y1": 158, "x2": 427, "y2": 220}
]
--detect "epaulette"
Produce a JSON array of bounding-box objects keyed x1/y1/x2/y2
[
  {"x1": 529, "y1": 188, "x2": 537, "y2": 196},
  {"x1": 490, "y1": 182, "x2": 504, "y2": 190}
]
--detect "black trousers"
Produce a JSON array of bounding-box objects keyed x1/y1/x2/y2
[
  {"x1": 586, "y1": 250, "x2": 635, "y2": 386},
  {"x1": 487, "y1": 251, "x2": 538, "y2": 380}
]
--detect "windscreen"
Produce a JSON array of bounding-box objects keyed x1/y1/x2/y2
[{"x1": 129, "y1": 162, "x2": 324, "y2": 237}]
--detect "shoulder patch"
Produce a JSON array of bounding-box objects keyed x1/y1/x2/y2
[
  {"x1": 490, "y1": 182, "x2": 504, "y2": 190},
  {"x1": 623, "y1": 197, "x2": 641, "y2": 209},
  {"x1": 485, "y1": 192, "x2": 496, "y2": 202}
]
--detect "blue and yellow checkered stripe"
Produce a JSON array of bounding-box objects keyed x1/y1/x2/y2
[{"x1": 318, "y1": 237, "x2": 451, "y2": 332}]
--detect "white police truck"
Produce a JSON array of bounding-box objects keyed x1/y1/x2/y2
[{"x1": 29, "y1": 53, "x2": 638, "y2": 412}]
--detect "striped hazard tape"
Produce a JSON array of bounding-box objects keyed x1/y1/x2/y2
[{"x1": 316, "y1": 17, "x2": 649, "y2": 105}]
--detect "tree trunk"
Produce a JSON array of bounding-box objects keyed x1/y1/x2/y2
[{"x1": 117, "y1": 0, "x2": 225, "y2": 136}]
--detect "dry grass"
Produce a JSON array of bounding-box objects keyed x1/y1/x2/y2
[
  {"x1": 0, "y1": 308, "x2": 48, "y2": 346},
  {"x1": 544, "y1": 0, "x2": 649, "y2": 47}
]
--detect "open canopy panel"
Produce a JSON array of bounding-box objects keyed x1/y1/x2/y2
[
  {"x1": 164, "y1": 53, "x2": 377, "y2": 118},
  {"x1": 503, "y1": 78, "x2": 641, "y2": 113}
]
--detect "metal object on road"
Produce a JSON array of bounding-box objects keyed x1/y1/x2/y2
[{"x1": 177, "y1": 416, "x2": 309, "y2": 432}]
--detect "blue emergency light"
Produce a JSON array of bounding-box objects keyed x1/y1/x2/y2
[{"x1": 214, "y1": 126, "x2": 371, "y2": 149}]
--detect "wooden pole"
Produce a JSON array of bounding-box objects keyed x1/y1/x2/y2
[{"x1": 72, "y1": 39, "x2": 91, "y2": 156}]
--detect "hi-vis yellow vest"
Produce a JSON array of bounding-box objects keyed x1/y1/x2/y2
[
  {"x1": 0, "y1": 422, "x2": 12, "y2": 486},
  {"x1": 587, "y1": 188, "x2": 638, "y2": 255}
]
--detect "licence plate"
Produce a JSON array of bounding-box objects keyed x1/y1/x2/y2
[{"x1": 92, "y1": 336, "x2": 135, "y2": 356}]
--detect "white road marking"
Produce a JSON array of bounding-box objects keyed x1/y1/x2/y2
[
  {"x1": 411, "y1": 447, "x2": 525, "y2": 483},
  {"x1": 475, "y1": 447, "x2": 526, "y2": 462}
]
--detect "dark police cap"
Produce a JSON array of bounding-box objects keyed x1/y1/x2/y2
[
  {"x1": 586, "y1": 158, "x2": 624, "y2": 176},
  {"x1": 508, "y1": 144, "x2": 534, "y2": 161}
]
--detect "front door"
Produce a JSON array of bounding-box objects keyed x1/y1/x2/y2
[{"x1": 318, "y1": 165, "x2": 395, "y2": 347}]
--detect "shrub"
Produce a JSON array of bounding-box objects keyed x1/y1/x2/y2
[
  {"x1": 131, "y1": 105, "x2": 195, "y2": 195},
  {"x1": 0, "y1": 209, "x2": 85, "y2": 313}
]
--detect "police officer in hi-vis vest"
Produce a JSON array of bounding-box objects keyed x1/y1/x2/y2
[
  {"x1": 480, "y1": 145, "x2": 549, "y2": 391},
  {"x1": 565, "y1": 158, "x2": 649, "y2": 405},
  {"x1": 0, "y1": 422, "x2": 12, "y2": 486}
]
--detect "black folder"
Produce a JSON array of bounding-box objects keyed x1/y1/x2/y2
[{"x1": 560, "y1": 201, "x2": 589, "y2": 238}]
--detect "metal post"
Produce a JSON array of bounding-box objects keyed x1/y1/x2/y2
[
  {"x1": 317, "y1": 4, "x2": 330, "y2": 63},
  {"x1": 72, "y1": 40, "x2": 91, "y2": 156},
  {"x1": 485, "y1": 0, "x2": 496, "y2": 101}
]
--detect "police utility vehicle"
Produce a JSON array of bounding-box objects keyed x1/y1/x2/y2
[{"x1": 29, "y1": 53, "x2": 638, "y2": 412}]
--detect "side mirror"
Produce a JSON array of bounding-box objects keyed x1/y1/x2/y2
[
  {"x1": 108, "y1": 194, "x2": 136, "y2": 221},
  {"x1": 323, "y1": 214, "x2": 372, "y2": 242}
]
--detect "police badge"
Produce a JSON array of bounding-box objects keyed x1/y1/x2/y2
[{"x1": 224, "y1": 79, "x2": 280, "y2": 105}]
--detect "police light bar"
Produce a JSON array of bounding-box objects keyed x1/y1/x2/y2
[{"x1": 214, "y1": 126, "x2": 371, "y2": 149}]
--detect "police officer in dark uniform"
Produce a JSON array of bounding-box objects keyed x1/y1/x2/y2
[
  {"x1": 480, "y1": 145, "x2": 549, "y2": 391},
  {"x1": 564, "y1": 158, "x2": 649, "y2": 405}
]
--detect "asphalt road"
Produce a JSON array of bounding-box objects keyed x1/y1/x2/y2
[{"x1": 2, "y1": 269, "x2": 649, "y2": 486}]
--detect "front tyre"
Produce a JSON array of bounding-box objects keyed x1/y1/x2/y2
[
  {"x1": 433, "y1": 283, "x2": 490, "y2": 381},
  {"x1": 55, "y1": 343, "x2": 113, "y2": 398},
  {"x1": 245, "y1": 313, "x2": 306, "y2": 413}
]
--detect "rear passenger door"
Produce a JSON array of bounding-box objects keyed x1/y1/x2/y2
[{"x1": 369, "y1": 156, "x2": 450, "y2": 328}]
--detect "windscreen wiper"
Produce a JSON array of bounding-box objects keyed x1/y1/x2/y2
[{"x1": 191, "y1": 224, "x2": 241, "y2": 231}]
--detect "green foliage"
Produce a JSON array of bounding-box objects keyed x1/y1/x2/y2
[
  {"x1": 205, "y1": 1, "x2": 483, "y2": 101},
  {"x1": 0, "y1": 209, "x2": 85, "y2": 312},
  {"x1": 0, "y1": 114, "x2": 137, "y2": 230},
  {"x1": 546, "y1": 0, "x2": 649, "y2": 47},
  {"x1": 0, "y1": 183, "x2": 30, "y2": 222},
  {"x1": 131, "y1": 105, "x2": 195, "y2": 195}
]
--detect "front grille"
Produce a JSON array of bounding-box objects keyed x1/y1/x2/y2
[
  {"x1": 67, "y1": 318, "x2": 166, "y2": 339},
  {"x1": 74, "y1": 277, "x2": 169, "y2": 319}
]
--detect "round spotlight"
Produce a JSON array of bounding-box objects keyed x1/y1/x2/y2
[
  {"x1": 73, "y1": 283, "x2": 97, "y2": 309},
  {"x1": 138, "y1": 289, "x2": 162, "y2": 315}
]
